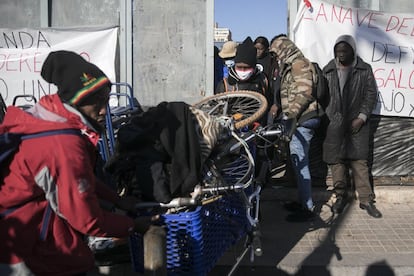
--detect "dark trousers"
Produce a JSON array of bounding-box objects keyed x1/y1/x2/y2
[{"x1": 330, "y1": 159, "x2": 374, "y2": 204}]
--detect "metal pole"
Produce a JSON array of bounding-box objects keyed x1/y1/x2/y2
[
  {"x1": 144, "y1": 226, "x2": 167, "y2": 276},
  {"x1": 206, "y1": 0, "x2": 214, "y2": 96},
  {"x1": 119, "y1": 0, "x2": 133, "y2": 104},
  {"x1": 40, "y1": 0, "x2": 50, "y2": 27}
]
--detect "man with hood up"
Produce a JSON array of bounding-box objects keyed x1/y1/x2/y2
[
  {"x1": 323, "y1": 35, "x2": 381, "y2": 218},
  {"x1": 269, "y1": 35, "x2": 323, "y2": 222}
]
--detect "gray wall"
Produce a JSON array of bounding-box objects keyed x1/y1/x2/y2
[
  {"x1": 133, "y1": 0, "x2": 210, "y2": 106},
  {"x1": 0, "y1": 0, "x2": 211, "y2": 108},
  {"x1": 0, "y1": 0, "x2": 42, "y2": 28},
  {"x1": 51, "y1": 0, "x2": 119, "y2": 27}
]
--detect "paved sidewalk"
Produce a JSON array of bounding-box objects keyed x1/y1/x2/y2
[
  {"x1": 89, "y1": 185, "x2": 414, "y2": 276},
  {"x1": 210, "y1": 185, "x2": 414, "y2": 276}
]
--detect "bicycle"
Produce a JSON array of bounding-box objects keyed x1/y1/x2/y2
[
  {"x1": 97, "y1": 90, "x2": 287, "y2": 275},
  {"x1": 123, "y1": 124, "x2": 285, "y2": 276}
]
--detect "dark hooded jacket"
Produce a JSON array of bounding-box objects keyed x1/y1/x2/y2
[{"x1": 322, "y1": 35, "x2": 378, "y2": 163}]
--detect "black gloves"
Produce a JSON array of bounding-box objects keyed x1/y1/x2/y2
[{"x1": 280, "y1": 115, "x2": 297, "y2": 142}]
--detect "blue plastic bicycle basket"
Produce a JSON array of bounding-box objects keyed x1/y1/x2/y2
[{"x1": 163, "y1": 192, "x2": 250, "y2": 275}]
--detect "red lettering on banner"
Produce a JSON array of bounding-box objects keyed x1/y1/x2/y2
[
  {"x1": 19, "y1": 53, "x2": 31, "y2": 72},
  {"x1": 357, "y1": 10, "x2": 371, "y2": 26},
  {"x1": 303, "y1": 2, "x2": 414, "y2": 37},
  {"x1": 315, "y1": 3, "x2": 328, "y2": 22},
  {"x1": 342, "y1": 8, "x2": 353, "y2": 25},
  {"x1": 374, "y1": 68, "x2": 414, "y2": 89},
  {"x1": 374, "y1": 68, "x2": 386, "y2": 87},
  {"x1": 386, "y1": 16, "x2": 414, "y2": 36},
  {"x1": 410, "y1": 71, "x2": 414, "y2": 89},
  {"x1": 0, "y1": 52, "x2": 46, "y2": 73},
  {"x1": 367, "y1": 12, "x2": 383, "y2": 29},
  {"x1": 6, "y1": 53, "x2": 18, "y2": 71},
  {"x1": 33, "y1": 52, "x2": 42, "y2": 73},
  {"x1": 386, "y1": 16, "x2": 400, "y2": 32},
  {"x1": 79, "y1": 52, "x2": 91, "y2": 62},
  {"x1": 385, "y1": 69, "x2": 407, "y2": 88},
  {"x1": 398, "y1": 18, "x2": 414, "y2": 36}
]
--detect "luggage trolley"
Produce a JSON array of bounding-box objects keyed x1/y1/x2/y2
[
  {"x1": 127, "y1": 120, "x2": 285, "y2": 275},
  {"x1": 119, "y1": 91, "x2": 286, "y2": 275},
  {"x1": 98, "y1": 82, "x2": 143, "y2": 161}
]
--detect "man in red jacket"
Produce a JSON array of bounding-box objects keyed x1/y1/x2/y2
[{"x1": 0, "y1": 51, "x2": 149, "y2": 275}]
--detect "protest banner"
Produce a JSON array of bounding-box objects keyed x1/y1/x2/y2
[
  {"x1": 293, "y1": 0, "x2": 414, "y2": 117},
  {"x1": 0, "y1": 27, "x2": 118, "y2": 106}
]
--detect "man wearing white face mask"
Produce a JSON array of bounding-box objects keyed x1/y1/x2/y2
[
  {"x1": 215, "y1": 36, "x2": 269, "y2": 100},
  {"x1": 215, "y1": 36, "x2": 271, "y2": 187}
]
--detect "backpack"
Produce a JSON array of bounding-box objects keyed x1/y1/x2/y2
[
  {"x1": 0, "y1": 129, "x2": 82, "y2": 165},
  {"x1": 0, "y1": 128, "x2": 82, "y2": 239},
  {"x1": 311, "y1": 62, "x2": 330, "y2": 112}
]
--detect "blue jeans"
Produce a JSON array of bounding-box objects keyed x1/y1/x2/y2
[{"x1": 289, "y1": 118, "x2": 320, "y2": 210}]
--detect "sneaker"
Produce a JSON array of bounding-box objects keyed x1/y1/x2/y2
[
  {"x1": 285, "y1": 208, "x2": 316, "y2": 223},
  {"x1": 332, "y1": 195, "x2": 348, "y2": 214},
  {"x1": 283, "y1": 201, "x2": 303, "y2": 212}
]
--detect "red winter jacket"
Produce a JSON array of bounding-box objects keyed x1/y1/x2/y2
[{"x1": 0, "y1": 94, "x2": 134, "y2": 275}]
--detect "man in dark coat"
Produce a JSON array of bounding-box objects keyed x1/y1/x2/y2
[{"x1": 323, "y1": 35, "x2": 381, "y2": 218}]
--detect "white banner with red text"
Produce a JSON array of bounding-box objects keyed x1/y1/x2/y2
[{"x1": 0, "y1": 27, "x2": 118, "y2": 106}]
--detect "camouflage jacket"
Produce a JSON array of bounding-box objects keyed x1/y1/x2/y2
[{"x1": 270, "y1": 36, "x2": 319, "y2": 124}]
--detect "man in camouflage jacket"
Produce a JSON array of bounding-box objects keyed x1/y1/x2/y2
[{"x1": 269, "y1": 35, "x2": 321, "y2": 222}]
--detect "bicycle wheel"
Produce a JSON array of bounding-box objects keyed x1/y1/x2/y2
[
  {"x1": 193, "y1": 90, "x2": 268, "y2": 130},
  {"x1": 202, "y1": 153, "x2": 253, "y2": 189}
]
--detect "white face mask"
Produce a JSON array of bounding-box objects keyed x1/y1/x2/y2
[
  {"x1": 225, "y1": 60, "x2": 235, "y2": 68},
  {"x1": 236, "y1": 68, "x2": 254, "y2": 80}
]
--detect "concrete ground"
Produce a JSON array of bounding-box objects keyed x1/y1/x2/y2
[
  {"x1": 210, "y1": 185, "x2": 414, "y2": 276},
  {"x1": 89, "y1": 184, "x2": 414, "y2": 276}
]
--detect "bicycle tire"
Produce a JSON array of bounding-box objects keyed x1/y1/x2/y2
[
  {"x1": 193, "y1": 90, "x2": 268, "y2": 129},
  {"x1": 202, "y1": 153, "x2": 253, "y2": 188}
]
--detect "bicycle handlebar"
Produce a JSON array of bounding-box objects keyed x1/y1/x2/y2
[
  {"x1": 214, "y1": 125, "x2": 284, "y2": 160},
  {"x1": 258, "y1": 128, "x2": 282, "y2": 137},
  {"x1": 135, "y1": 197, "x2": 198, "y2": 209}
]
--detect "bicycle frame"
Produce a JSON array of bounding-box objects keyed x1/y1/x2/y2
[
  {"x1": 100, "y1": 89, "x2": 284, "y2": 275},
  {"x1": 132, "y1": 122, "x2": 285, "y2": 275}
]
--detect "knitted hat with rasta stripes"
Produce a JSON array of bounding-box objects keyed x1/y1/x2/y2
[{"x1": 41, "y1": 50, "x2": 111, "y2": 106}]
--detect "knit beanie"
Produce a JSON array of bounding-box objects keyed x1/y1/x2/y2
[
  {"x1": 234, "y1": 36, "x2": 257, "y2": 68},
  {"x1": 41, "y1": 50, "x2": 111, "y2": 106}
]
